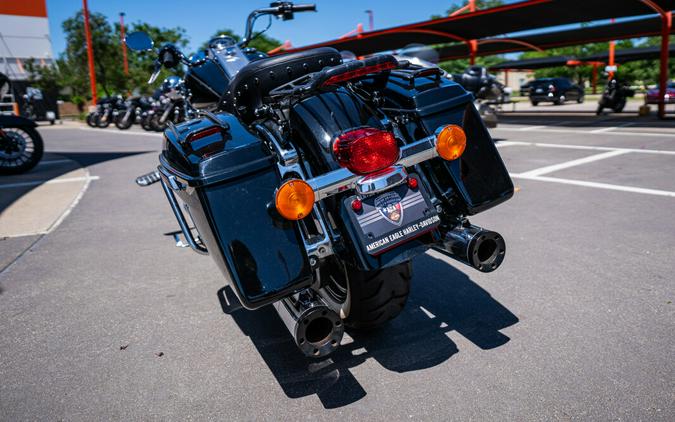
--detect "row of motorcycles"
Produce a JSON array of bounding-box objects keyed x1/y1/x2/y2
[{"x1": 85, "y1": 76, "x2": 195, "y2": 131}]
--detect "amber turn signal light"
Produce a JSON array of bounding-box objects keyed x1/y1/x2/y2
[
  {"x1": 275, "y1": 179, "x2": 315, "y2": 220},
  {"x1": 435, "y1": 125, "x2": 466, "y2": 161}
]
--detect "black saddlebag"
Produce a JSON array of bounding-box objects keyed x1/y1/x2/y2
[
  {"x1": 377, "y1": 73, "x2": 513, "y2": 215},
  {"x1": 158, "y1": 112, "x2": 312, "y2": 309}
]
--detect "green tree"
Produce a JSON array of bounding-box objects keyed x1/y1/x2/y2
[
  {"x1": 26, "y1": 10, "x2": 189, "y2": 100},
  {"x1": 432, "y1": 0, "x2": 504, "y2": 18}
]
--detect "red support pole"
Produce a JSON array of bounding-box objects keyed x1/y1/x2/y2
[
  {"x1": 469, "y1": 0, "x2": 477, "y2": 65},
  {"x1": 82, "y1": 0, "x2": 97, "y2": 105},
  {"x1": 469, "y1": 40, "x2": 477, "y2": 65},
  {"x1": 658, "y1": 12, "x2": 671, "y2": 119},
  {"x1": 504, "y1": 69, "x2": 509, "y2": 86},
  {"x1": 608, "y1": 18, "x2": 615, "y2": 80},
  {"x1": 120, "y1": 13, "x2": 129, "y2": 76}
]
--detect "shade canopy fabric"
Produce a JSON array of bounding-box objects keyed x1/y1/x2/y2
[
  {"x1": 489, "y1": 45, "x2": 675, "y2": 70},
  {"x1": 435, "y1": 16, "x2": 674, "y2": 60},
  {"x1": 281, "y1": 0, "x2": 675, "y2": 57}
]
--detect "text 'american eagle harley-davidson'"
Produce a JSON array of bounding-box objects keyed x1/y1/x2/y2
[{"x1": 125, "y1": 1, "x2": 513, "y2": 358}]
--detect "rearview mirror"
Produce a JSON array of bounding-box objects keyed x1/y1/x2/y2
[{"x1": 125, "y1": 31, "x2": 154, "y2": 52}]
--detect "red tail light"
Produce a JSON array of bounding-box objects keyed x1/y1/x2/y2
[{"x1": 332, "y1": 127, "x2": 399, "y2": 175}]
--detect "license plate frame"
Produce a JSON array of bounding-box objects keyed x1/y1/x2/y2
[{"x1": 343, "y1": 174, "x2": 440, "y2": 255}]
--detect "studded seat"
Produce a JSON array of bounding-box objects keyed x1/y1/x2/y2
[{"x1": 226, "y1": 47, "x2": 341, "y2": 121}]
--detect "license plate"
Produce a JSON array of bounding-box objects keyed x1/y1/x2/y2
[
  {"x1": 535, "y1": 88, "x2": 543, "y2": 93},
  {"x1": 344, "y1": 174, "x2": 440, "y2": 255}
]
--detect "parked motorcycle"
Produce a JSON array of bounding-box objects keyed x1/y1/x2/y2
[
  {"x1": 392, "y1": 53, "x2": 499, "y2": 128},
  {"x1": 147, "y1": 77, "x2": 195, "y2": 131},
  {"x1": 86, "y1": 95, "x2": 126, "y2": 128},
  {"x1": 114, "y1": 95, "x2": 153, "y2": 130},
  {"x1": 596, "y1": 78, "x2": 634, "y2": 115},
  {"x1": 0, "y1": 114, "x2": 44, "y2": 175},
  {"x1": 125, "y1": 1, "x2": 513, "y2": 358}
]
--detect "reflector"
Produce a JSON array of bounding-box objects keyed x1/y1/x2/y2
[
  {"x1": 435, "y1": 125, "x2": 466, "y2": 161},
  {"x1": 275, "y1": 179, "x2": 315, "y2": 220},
  {"x1": 322, "y1": 61, "x2": 396, "y2": 86}
]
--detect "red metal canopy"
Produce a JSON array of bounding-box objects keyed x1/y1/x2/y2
[
  {"x1": 435, "y1": 16, "x2": 675, "y2": 61},
  {"x1": 281, "y1": 0, "x2": 675, "y2": 57}
]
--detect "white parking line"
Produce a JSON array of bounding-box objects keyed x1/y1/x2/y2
[
  {"x1": 516, "y1": 150, "x2": 631, "y2": 177},
  {"x1": 0, "y1": 175, "x2": 99, "y2": 189},
  {"x1": 589, "y1": 122, "x2": 635, "y2": 133},
  {"x1": 518, "y1": 125, "x2": 547, "y2": 131},
  {"x1": 496, "y1": 126, "x2": 673, "y2": 138},
  {"x1": 77, "y1": 127, "x2": 162, "y2": 137},
  {"x1": 496, "y1": 141, "x2": 675, "y2": 156},
  {"x1": 511, "y1": 174, "x2": 675, "y2": 198}
]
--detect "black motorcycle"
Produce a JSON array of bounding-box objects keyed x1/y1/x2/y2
[
  {"x1": 125, "y1": 1, "x2": 513, "y2": 358},
  {"x1": 596, "y1": 78, "x2": 635, "y2": 115},
  {"x1": 86, "y1": 95, "x2": 126, "y2": 128},
  {"x1": 147, "y1": 76, "x2": 195, "y2": 131},
  {"x1": 0, "y1": 114, "x2": 44, "y2": 175},
  {"x1": 114, "y1": 95, "x2": 153, "y2": 130},
  {"x1": 451, "y1": 66, "x2": 507, "y2": 102}
]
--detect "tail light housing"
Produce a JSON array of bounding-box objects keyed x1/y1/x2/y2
[{"x1": 332, "y1": 127, "x2": 400, "y2": 175}]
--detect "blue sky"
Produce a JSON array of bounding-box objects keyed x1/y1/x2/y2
[{"x1": 46, "y1": 0, "x2": 520, "y2": 55}]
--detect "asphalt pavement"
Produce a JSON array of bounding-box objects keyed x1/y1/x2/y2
[{"x1": 0, "y1": 114, "x2": 673, "y2": 421}]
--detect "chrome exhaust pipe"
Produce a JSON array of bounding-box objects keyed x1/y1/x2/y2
[
  {"x1": 434, "y1": 223, "x2": 506, "y2": 272},
  {"x1": 273, "y1": 289, "x2": 344, "y2": 358}
]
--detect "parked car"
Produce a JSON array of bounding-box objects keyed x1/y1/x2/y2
[
  {"x1": 526, "y1": 77, "x2": 584, "y2": 105},
  {"x1": 645, "y1": 81, "x2": 675, "y2": 104}
]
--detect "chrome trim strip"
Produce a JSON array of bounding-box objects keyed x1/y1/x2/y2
[
  {"x1": 355, "y1": 165, "x2": 408, "y2": 196},
  {"x1": 307, "y1": 133, "x2": 439, "y2": 203}
]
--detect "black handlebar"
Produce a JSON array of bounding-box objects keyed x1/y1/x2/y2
[
  {"x1": 241, "y1": 2, "x2": 316, "y2": 47},
  {"x1": 292, "y1": 3, "x2": 316, "y2": 12}
]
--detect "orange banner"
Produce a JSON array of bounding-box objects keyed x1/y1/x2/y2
[{"x1": 0, "y1": 0, "x2": 47, "y2": 18}]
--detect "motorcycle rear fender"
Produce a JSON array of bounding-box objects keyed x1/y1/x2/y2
[
  {"x1": 159, "y1": 112, "x2": 312, "y2": 309},
  {"x1": 290, "y1": 89, "x2": 439, "y2": 271},
  {"x1": 0, "y1": 114, "x2": 38, "y2": 128}
]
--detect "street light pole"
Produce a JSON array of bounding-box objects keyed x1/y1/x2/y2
[
  {"x1": 365, "y1": 10, "x2": 374, "y2": 31},
  {"x1": 120, "y1": 13, "x2": 129, "y2": 76},
  {"x1": 82, "y1": 0, "x2": 97, "y2": 105}
]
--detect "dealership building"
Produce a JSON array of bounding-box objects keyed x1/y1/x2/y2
[{"x1": 0, "y1": 0, "x2": 54, "y2": 81}]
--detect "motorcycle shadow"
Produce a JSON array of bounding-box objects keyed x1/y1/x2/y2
[{"x1": 217, "y1": 252, "x2": 518, "y2": 409}]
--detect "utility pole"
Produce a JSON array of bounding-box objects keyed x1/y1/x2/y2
[
  {"x1": 82, "y1": 0, "x2": 97, "y2": 105},
  {"x1": 365, "y1": 10, "x2": 374, "y2": 31},
  {"x1": 120, "y1": 13, "x2": 129, "y2": 76}
]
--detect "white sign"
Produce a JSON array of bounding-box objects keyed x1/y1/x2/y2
[{"x1": 605, "y1": 65, "x2": 617, "y2": 72}]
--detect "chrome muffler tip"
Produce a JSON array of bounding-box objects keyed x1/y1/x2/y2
[
  {"x1": 273, "y1": 290, "x2": 344, "y2": 358},
  {"x1": 466, "y1": 229, "x2": 506, "y2": 273},
  {"x1": 434, "y1": 223, "x2": 506, "y2": 273},
  {"x1": 294, "y1": 304, "x2": 344, "y2": 357}
]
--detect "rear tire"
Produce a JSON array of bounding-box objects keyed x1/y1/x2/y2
[
  {"x1": 344, "y1": 262, "x2": 412, "y2": 330},
  {"x1": 613, "y1": 99, "x2": 626, "y2": 113},
  {"x1": 530, "y1": 100, "x2": 538, "y2": 106}
]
